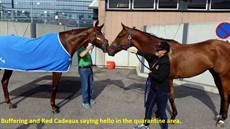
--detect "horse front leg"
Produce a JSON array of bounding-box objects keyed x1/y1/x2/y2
[
  {"x1": 169, "y1": 79, "x2": 177, "y2": 120},
  {"x1": 1, "y1": 70, "x2": 16, "y2": 108},
  {"x1": 50, "y1": 72, "x2": 62, "y2": 113}
]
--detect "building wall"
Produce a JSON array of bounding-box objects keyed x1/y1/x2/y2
[
  {"x1": 98, "y1": 0, "x2": 230, "y2": 67},
  {"x1": 102, "y1": 11, "x2": 230, "y2": 43},
  {"x1": 97, "y1": 0, "x2": 230, "y2": 92},
  {"x1": 0, "y1": 21, "x2": 31, "y2": 37},
  {"x1": 144, "y1": 22, "x2": 230, "y2": 92}
]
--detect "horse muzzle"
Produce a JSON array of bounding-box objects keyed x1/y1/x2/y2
[
  {"x1": 107, "y1": 42, "x2": 118, "y2": 56},
  {"x1": 101, "y1": 42, "x2": 109, "y2": 53}
]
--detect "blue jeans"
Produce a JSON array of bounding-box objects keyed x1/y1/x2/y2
[
  {"x1": 144, "y1": 89, "x2": 169, "y2": 129},
  {"x1": 78, "y1": 67, "x2": 94, "y2": 104}
]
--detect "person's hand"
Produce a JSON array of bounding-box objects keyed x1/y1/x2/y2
[
  {"x1": 87, "y1": 44, "x2": 94, "y2": 50},
  {"x1": 128, "y1": 47, "x2": 138, "y2": 54}
]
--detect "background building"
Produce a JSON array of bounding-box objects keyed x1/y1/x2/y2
[
  {"x1": 92, "y1": 0, "x2": 230, "y2": 66},
  {"x1": 0, "y1": 0, "x2": 93, "y2": 27},
  {"x1": 89, "y1": 0, "x2": 230, "y2": 92}
]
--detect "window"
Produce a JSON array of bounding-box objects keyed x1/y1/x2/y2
[
  {"x1": 108, "y1": 0, "x2": 130, "y2": 9},
  {"x1": 158, "y1": 0, "x2": 178, "y2": 10},
  {"x1": 210, "y1": 0, "x2": 230, "y2": 10},
  {"x1": 187, "y1": 0, "x2": 208, "y2": 10},
  {"x1": 106, "y1": 0, "x2": 230, "y2": 11},
  {"x1": 133, "y1": 0, "x2": 155, "y2": 9}
]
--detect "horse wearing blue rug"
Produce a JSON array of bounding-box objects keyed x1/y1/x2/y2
[
  {"x1": 0, "y1": 33, "x2": 70, "y2": 72},
  {"x1": 0, "y1": 21, "x2": 108, "y2": 113}
]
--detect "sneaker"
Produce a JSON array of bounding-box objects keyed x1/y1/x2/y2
[
  {"x1": 82, "y1": 103, "x2": 91, "y2": 109},
  {"x1": 90, "y1": 99, "x2": 96, "y2": 105},
  {"x1": 133, "y1": 124, "x2": 149, "y2": 129}
]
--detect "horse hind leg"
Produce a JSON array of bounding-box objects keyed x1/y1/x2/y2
[
  {"x1": 209, "y1": 69, "x2": 223, "y2": 119},
  {"x1": 209, "y1": 68, "x2": 229, "y2": 128},
  {"x1": 1, "y1": 70, "x2": 16, "y2": 108},
  {"x1": 216, "y1": 79, "x2": 230, "y2": 128},
  {"x1": 215, "y1": 89, "x2": 229, "y2": 128},
  {"x1": 169, "y1": 79, "x2": 178, "y2": 120}
]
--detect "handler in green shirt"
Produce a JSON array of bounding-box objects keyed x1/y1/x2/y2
[{"x1": 78, "y1": 43, "x2": 96, "y2": 109}]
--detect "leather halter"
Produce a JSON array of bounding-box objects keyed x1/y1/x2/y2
[{"x1": 110, "y1": 28, "x2": 132, "y2": 49}]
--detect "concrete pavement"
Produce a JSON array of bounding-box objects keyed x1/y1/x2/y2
[{"x1": 0, "y1": 66, "x2": 229, "y2": 129}]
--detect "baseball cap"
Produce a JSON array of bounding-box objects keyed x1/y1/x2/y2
[{"x1": 154, "y1": 42, "x2": 170, "y2": 52}]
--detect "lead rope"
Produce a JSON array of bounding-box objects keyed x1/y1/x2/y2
[
  {"x1": 144, "y1": 59, "x2": 159, "y2": 107},
  {"x1": 135, "y1": 54, "x2": 159, "y2": 107}
]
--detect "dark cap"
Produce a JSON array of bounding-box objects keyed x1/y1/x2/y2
[{"x1": 154, "y1": 42, "x2": 170, "y2": 52}]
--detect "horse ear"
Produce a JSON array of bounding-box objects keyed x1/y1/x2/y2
[
  {"x1": 121, "y1": 23, "x2": 127, "y2": 30},
  {"x1": 95, "y1": 20, "x2": 99, "y2": 27},
  {"x1": 98, "y1": 23, "x2": 104, "y2": 30},
  {"x1": 133, "y1": 26, "x2": 136, "y2": 29}
]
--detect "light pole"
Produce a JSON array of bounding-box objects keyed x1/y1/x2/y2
[
  {"x1": 30, "y1": 0, "x2": 33, "y2": 23},
  {"x1": 11, "y1": 0, "x2": 14, "y2": 21},
  {"x1": 30, "y1": 0, "x2": 36, "y2": 38},
  {"x1": 30, "y1": 1, "x2": 40, "y2": 38}
]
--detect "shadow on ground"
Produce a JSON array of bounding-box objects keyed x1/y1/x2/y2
[
  {"x1": 1, "y1": 73, "x2": 219, "y2": 121},
  {"x1": 0, "y1": 75, "x2": 114, "y2": 110},
  {"x1": 123, "y1": 82, "x2": 218, "y2": 118}
]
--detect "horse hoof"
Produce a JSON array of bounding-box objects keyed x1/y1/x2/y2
[
  {"x1": 9, "y1": 104, "x2": 17, "y2": 109},
  {"x1": 52, "y1": 109, "x2": 60, "y2": 114},
  {"x1": 216, "y1": 120, "x2": 225, "y2": 128},
  {"x1": 171, "y1": 116, "x2": 176, "y2": 120},
  {"x1": 52, "y1": 106, "x2": 60, "y2": 113},
  {"x1": 214, "y1": 115, "x2": 222, "y2": 121}
]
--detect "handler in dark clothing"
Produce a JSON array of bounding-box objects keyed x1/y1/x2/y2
[{"x1": 131, "y1": 42, "x2": 171, "y2": 129}]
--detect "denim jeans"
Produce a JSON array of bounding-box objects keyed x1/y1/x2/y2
[
  {"x1": 144, "y1": 89, "x2": 169, "y2": 129},
  {"x1": 78, "y1": 67, "x2": 94, "y2": 104}
]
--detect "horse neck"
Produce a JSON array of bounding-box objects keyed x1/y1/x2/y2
[
  {"x1": 132, "y1": 30, "x2": 180, "y2": 53},
  {"x1": 132, "y1": 30, "x2": 162, "y2": 53},
  {"x1": 60, "y1": 28, "x2": 92, "y2": 57}
]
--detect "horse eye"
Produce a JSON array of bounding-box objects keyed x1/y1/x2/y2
[{"x1": 118, "y1": 34, "x2": 124, "y2": 38}]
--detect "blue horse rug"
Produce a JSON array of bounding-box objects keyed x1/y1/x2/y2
[{"x1": 0, "y1": 33, "x2": 71, "y2": 72}]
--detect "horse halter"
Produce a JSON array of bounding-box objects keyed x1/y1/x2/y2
[
  {"x1": 111, "y1": 28, "x2": 133, "y2": 49},
  {"x1": 90, "y1": 30, "x2": 105, "y2": 45}
]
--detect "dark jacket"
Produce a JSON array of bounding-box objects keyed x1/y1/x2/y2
[{"x1": 137, "y1": 51, "x2": 170, "y2": 93}]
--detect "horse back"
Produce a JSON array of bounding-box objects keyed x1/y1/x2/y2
[{"x1": 169, "y1": 39, "x2": 230, "y2": 78}]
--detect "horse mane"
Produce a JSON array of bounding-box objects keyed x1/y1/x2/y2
[
  {"x1": 133, "y1": 28, "x2": 174, "y2": 42},
  {"x1": 60, "y1": 27, "x2": 92, "y2": 35}
]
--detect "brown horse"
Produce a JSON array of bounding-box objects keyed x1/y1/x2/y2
[
  {"x1": 107, "y1": 23, "x2": 230, "y2": 127},
  {"x1": 0, "y1": 21, "x2": 108, "y2": 113}
]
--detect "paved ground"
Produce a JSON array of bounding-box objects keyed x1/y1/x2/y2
[{"x1": 0, "y1": 66, "x2": 229, "y2": 129}]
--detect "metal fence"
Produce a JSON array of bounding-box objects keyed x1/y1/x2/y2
[{"x1": 0, "y1": 0, "x2": 93, "y2": 27}]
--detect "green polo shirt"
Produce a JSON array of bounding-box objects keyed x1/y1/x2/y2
[{"x1": 77, "y1": 46, "x2": 92, "y2": 67}]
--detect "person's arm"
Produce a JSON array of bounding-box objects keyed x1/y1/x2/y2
[
  {"x1": 137, "y1": 51, "x2": 155, "y2": 61},
  {"x1": 149, "y1": 62, "x2": 170, "y2": 82},
  {"x1": 79, "y1": 45, "x2": 94, "y2": 57},
  {"x1": 128, "y1": 47, "x2": 156, "y2": 62}
]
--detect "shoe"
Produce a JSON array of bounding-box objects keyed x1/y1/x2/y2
[
  {"x1": 90, "y1": 99, "x2": 96, "y2": 105},
  {"x1": 133, "y1": 124, "x2": 149, "y2": 129},
  {"x1": 82, "y1": 103, "x2": 91, "y2": 109}
]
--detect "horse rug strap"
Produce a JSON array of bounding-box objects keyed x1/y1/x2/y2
[
  {"x1": 144, "y1": 59, "x2": 159, "y2": 107},
  {"x1": 0, "y1": 33, "x2": 71, "y2": 72}
]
